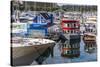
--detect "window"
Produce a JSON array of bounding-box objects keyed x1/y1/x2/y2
[
  {"x1": 65, "y1": 30, "x2": 66, "y2": 33},
  {"x1": 68, "y1": 30, "x2": 69, "y2": 33},
  {"x1": 71, "y1": 30, "x2": 73, "y2": 34},
  {"x1": 65, "y1": 24, "x2": 68, "y2": 27},
  {"x1": 66, "y1": 50, "x2": 68, "y2": 54},
  {"x1": 74, "y1": 30, "x2": 76, "y2": 33},
  {"x1": 67, "y1": 23, "x2": 70, "y2": 27},
  {"x1": 74, "y1": 23, "x2": 76, "y2": 28},
  {"x1": 67, "y1": 51, "x2": 70, "y2": 54}
]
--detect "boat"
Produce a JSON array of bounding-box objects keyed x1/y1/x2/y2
[
  {"x1": 84, "y1": 16, "x2": 97, "y2": 35},
  {"x1": 11, "y1": 37, "x2": 55, "y2": 66},
  {"x1": 19, "y1": 13, "x2": 35, "y2": 23},
  {"x1": 83, "y1": 33, "x2": 96, "y2": 41},
  {"x1": 27, "y1": 12, "x2": 54, "y2": 38},
  {"x1": 83, "y1": 16, "x2": 97, "y2": 41},
  {"x1": 61, "y1": 39, "x2": 80, "y2": 58},
  {"x1": 84, "y1": 40, "x2": 97, "y2": 53},
  {"x1": 61, "y1": 13, "x2": 80, "y2": 40}
]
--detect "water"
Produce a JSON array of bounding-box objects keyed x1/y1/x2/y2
[{"x1": 32, "y1": 37, "x2": 97, "y2": 65}]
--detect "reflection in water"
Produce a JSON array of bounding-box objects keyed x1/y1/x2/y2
[
  {"x1": 35, "y1": 47, "x2": 51, "y2": 64},
  {"x1": 61, "y1": 39, "x2": 80, "y2": 58},
  {"x1": 31, "y1": 37, "x2": 97, "y2": 65},
  {"x1": 84, "y1": 41, "x2": 97, "y2": 53}
]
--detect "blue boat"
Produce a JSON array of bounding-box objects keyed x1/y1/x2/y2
[
  {"x1": 27, "y1": 13, "x2": 54, "y2": 37},
  {"x1": 28, "y1": 24, "x2": 48, "y2": 37}
]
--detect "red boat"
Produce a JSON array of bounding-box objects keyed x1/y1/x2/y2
[
  {"x1": 61, "y1": 14, "x2": 80, "y2": 40},
  {"x1": 60, "y1": 13, "x2": 81, "y2": 57}
]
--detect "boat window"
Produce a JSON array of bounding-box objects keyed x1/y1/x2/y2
[
  {"x1": 65, "y1": 30, "x2": 66, "y2": 34},
  {"x1": 74, "y1": 23, "x2": 76, "y2": 28},
  {"x1": 91, "y1": 29, "x2": 93, "y2": 32},
  {"x1": 65, "y1": 44, "x2": 67, "y2": 47},
  {"x1": 65, "y1": 24, "x2": 68, "y2": 27},
  {"x1": 68, "y1": 30, "x2": 69, "y2": 34},
  {"x1": 67, "y1": 51, "x2": 69, "y2": 54},
  {"x1": 71, "y1": 30, "x2": 73, "y2": 33},
  {"x1": 67, "y1": 23, "x2": 70, "y2": 27},
  {"x1": 68, "y1": 30, "x2": 69, "y2": 33},
  {"x1": 65, "y1": 51, "x2": 68, "y2": 54}
]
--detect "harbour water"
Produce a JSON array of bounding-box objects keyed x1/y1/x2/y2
[{"x1": 31, "y1": 37, "x2": 97, "y2": 65}]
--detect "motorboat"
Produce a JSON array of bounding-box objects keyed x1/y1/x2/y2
[
  {"x1": 83, "y1": 33, "x2": 96, "y2": 41},
  {"x1": 11, "y1": 37, "x2": 55, "y2": 66}
]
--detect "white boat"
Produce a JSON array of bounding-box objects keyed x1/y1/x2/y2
[
  {"x1": 19, "y1": 13, "x2": 35, "y2": 23},
  {"x1": 84, "y1": 16, "x2": 97, "y2": 35},
  {"x1": 11, "y1": 37, "x2": 55, "y2": 66}
]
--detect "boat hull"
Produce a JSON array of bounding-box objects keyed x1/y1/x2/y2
[
  {"x1": 83, "y1": 35, "x2": 96, "y2": 41},
  {"x1": 11, "y1": 43, "x2": 55, "y2": 66}
]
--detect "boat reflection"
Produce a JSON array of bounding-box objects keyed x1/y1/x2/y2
[
  {"x1": 61, "y1": 39, "x2": 80, "y2": 58},
  {"x1": 35, "y1": 47, "x2": 52, "y2": 64},
  {"x1": 84, "y1": 41, "x2": 97, "y2": 53}
]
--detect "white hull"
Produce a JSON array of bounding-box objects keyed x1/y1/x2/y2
[{"x1": 11, "y1": 38, "x2": 55, "y2": 66}]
